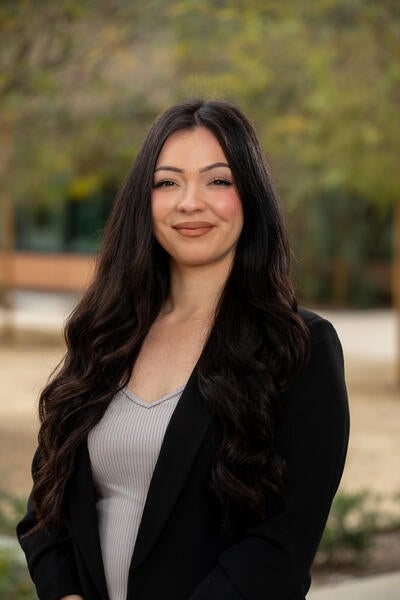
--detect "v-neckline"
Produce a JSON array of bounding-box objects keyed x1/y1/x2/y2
[{"x1": 122, "y1": 383, "x2": 186, "y2": 408}]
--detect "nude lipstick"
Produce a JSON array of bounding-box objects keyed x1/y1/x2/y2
[{"x1": 173, "y1": 221, "x2": 215, "y2": 237}]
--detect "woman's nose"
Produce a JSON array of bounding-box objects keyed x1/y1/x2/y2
[{"x1": 176, "y1": 185, "x2": 205, "y2": 211}]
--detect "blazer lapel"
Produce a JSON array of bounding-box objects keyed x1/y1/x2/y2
[
  {"x1": 129, "y1": 364, "x2": 214, "y2": 574},
  {"x1": 68, "y1": 441, "x2": 109, "y2": 600}
]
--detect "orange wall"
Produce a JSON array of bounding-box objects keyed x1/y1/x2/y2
[{"x1": 0, "y1": 251, "x2": 96, "y2": 292}]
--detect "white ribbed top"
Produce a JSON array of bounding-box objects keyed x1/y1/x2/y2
[{"x1": 87, "y1": 384, "x2": 184, "y2": 600}]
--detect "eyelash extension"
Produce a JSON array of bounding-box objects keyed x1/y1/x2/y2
[
  {"x1": 153, "y1": 178, "x2": 233, "y2": 188},
  {"x1": 210, "y1": 178, "x2": 232, "y2": 186},
  {"x1": 153, "y1": 180, "x2": 176, "y2": 188}
]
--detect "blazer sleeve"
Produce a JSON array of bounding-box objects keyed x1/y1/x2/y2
[
  {"x1": 188, "y1": 317, "x2": 350, "y2": 600},
  {"x1": 16, "y1": 451, "x2": 84, "y2": 600}
]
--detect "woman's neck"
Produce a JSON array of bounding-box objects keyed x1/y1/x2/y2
[{"x1": 161, "y1": 258, "x2": 232, "y2": 322}]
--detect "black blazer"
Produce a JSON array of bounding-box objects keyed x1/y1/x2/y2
[{"x1": 17, "y1": 308, "x2": 349, "y2": 600}]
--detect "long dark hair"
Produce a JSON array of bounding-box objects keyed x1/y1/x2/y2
[{"x1": 31, "y1": 99, "x2": 309, "y2": 533}]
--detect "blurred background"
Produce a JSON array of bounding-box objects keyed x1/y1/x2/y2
[{"x1": 0, "y1": 1, "x2": 399, "y2": 598}]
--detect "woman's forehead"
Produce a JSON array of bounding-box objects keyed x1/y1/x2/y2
[{"x1": 156, "y1": 127, "x2": 228, "y2": 169}]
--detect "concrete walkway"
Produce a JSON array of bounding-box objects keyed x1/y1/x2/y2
[
  {"x1": 1, "y1": 290, "x2": 78, "y2": 335},
  {"x1": 1, "y1": 292, "x2": 397, "y2": 362},
  {"x1": 308, "y1": 571, "x2": 400, "y2": 599},
  {"x1": 318, "y1": 308, "x2": 397, "y2": 363}
]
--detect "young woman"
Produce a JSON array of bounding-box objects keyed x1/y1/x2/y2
[{"x1": 17, "y1": 99, "x2": 349, "y2": 600}]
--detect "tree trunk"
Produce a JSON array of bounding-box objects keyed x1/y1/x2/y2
[
  {"x1": 393, "y1": 199, "x2": 400, "y2": 387},
  {"x1": 332, "y1": 256, "x2": 349, "y2": 308},
  {"x1": 0, "y1": 115, "x2": 16, "y2": 340},
  {"x1": 0, "y1": 190, "x2": 15, "y2": 340}
]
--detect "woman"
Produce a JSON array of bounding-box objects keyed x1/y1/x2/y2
[{"x1": 17, "y1": 99, "x2": 349, "y2": 600}]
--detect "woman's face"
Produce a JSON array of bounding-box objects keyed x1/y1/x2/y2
[{"x1": 151, "y1": 126, "x2": 243, "y2": 269}]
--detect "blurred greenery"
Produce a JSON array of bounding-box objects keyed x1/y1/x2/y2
[
  {"x1": 0, "y1": 0, "x2": 399, "y2": 306},
  {"x1": 0, "y1": 551, "x2": 36, "y2": 600},
  {"x1": 0, "y1": 491, "x2": 26, "y2": 537},
  {"x1": 318, "y1": 489, "x2": 400, "y2": 568},
  {"x1": 319, "y1": 490, "x2": 381, "y2": 563},
  {"x1": 0, "y1": 491, "x2": 36, "y2": 598}
]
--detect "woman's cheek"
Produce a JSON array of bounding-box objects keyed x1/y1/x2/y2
[{"x1": 216, "y1": 190, "x2": 243, "y2": 220}]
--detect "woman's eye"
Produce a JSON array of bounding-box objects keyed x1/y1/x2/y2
[
  {"x1": 210, "y1": 178, "x2": 232, "y2": 186},
  {"x1": 153, "y1": 179, "x2": 176, "y2": 188}
]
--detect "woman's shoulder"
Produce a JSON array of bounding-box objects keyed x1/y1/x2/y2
[
  {"x1": 297, "y1": 305, "x2": 331, "y2": 327},
  {"x1": 278, "y1": 307, "x2": 349, "y2": 432},
  {"x1": 288, "y1": 306, "x2": 346, "y2": 398},
  {"x1": 297, "y1": 306, "x2": 342, "y2": 348}
]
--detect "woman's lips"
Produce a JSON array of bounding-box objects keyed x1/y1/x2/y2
[{"x1": 173, "y1": 222, "x2": 215, "y2": 237}]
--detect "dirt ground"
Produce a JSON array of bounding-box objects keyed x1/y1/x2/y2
[{"x1": 1, "y1": 339, "x2": 399, "y2": 503}]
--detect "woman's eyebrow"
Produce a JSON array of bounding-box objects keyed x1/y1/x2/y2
[
  {"x1": 154, "y1": 162, "x2": 230, "y2": 173},
  {"x1": 199, "y1": 162, "x2": 230, "y2": 172},
  {"x1": 154, "y1": 165, "x2": 183, "y2": 173}
]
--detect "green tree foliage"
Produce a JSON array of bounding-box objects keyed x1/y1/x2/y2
[
  {"x1": 169, "y1": 0, "x2": 398, "y2": 306},
  {"x1": 169, "y1": 0, "x2": 399, "y2": 203},
  {"x1": 1, "y1": 0, "x2": 398, "y2": 305}
]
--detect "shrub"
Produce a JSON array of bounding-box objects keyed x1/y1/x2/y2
[
  {"x1": 0, "y1": 491, "x2": 27, "y2": 537},
  {"x1": 318, "y1": 490, "x2": 381, "y2": 564},
  {"x1": 0, "y1": 550, "x2": 36, "y2": 599}
]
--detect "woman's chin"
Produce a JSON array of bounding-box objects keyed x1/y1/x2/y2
[{"x1": 169, "y1": 253, "x2": 235, "y2": 270}]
